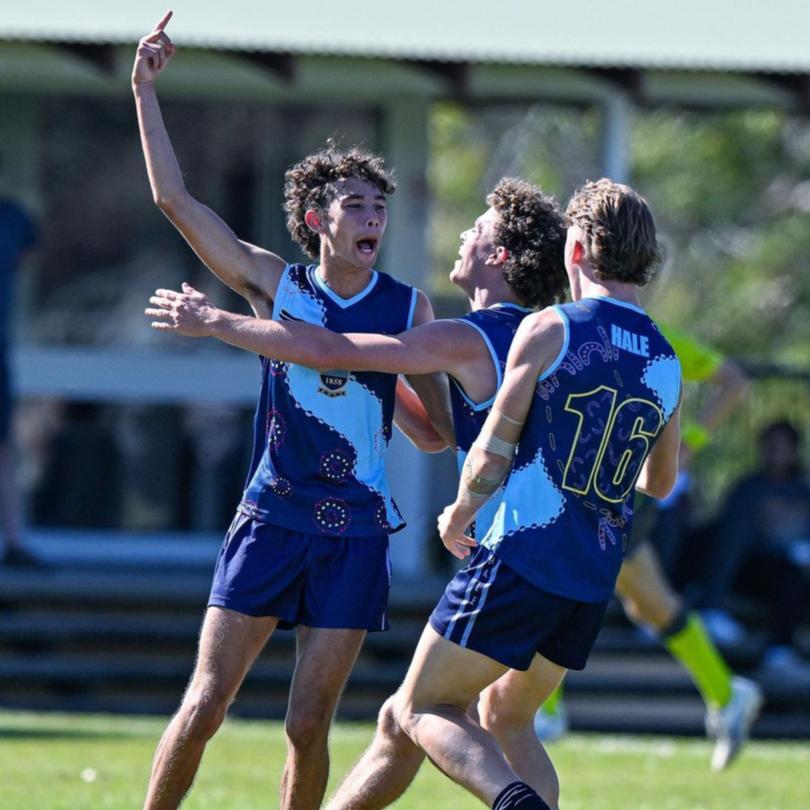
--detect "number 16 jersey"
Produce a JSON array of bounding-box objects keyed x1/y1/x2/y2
[{"x1": 481, "y1": 296, "x2": 681, "y2": 603}]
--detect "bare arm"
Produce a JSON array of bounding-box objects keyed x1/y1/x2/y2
[
  {"x1": 437, "y1": 309, "x2": 564, "y2": 558},
  {"x1": 394, "y1": 378, "x2": 450, "y2": 453},
  {"x1": 402, "y1": 292, "x2": 455, "y2": 449},
  {"x1": 636, "y1": 397, "x2": 682, "y2": 499},
  {"x1": 681, "y1": 358, "x2": 748, "y2": 465},
  {"x1": 132, "y1": 13, "x2": 285, "y2": 314},
  {"x1": 146, "y1": 285, "x2": 487, "y2": 380}
]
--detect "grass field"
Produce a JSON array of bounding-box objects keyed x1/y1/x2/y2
[{"x1": 0, "y1": 710, "x2": 808, "y2": 809}]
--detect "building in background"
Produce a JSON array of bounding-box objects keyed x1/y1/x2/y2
[{"x1": 1, "y1": 1, "x2": 810, "y2": 575}]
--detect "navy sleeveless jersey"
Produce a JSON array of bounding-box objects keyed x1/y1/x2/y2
[
  {"x1": 239, "y1": 264, "x2": 417, "y2": 537},
  {"x1": 481, "y1": 297, "x2": 682, "y2": 602},
  {"x1": 449, "y1": 303, "x2": 533, "y2": 539}
]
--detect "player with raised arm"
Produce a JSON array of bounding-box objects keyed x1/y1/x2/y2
[
  {"x1": 385, "y1": 179, "x2": 682, "y2": 810},
  {"x1": 132, "y1": 13, "x2": 436, "y2": 810},
  {"x1": 146, "y1": 178, "x2": 570, "y2": 807}
]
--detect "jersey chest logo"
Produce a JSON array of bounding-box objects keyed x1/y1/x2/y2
[{"x1": 318, "y1": 370, "x2": 350, "y2": 397}]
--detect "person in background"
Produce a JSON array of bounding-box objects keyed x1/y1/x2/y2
[
  {"x1": 696, "y1": 419, "x2": 810, "y2": 687},
  {"x1": 0, "y1": 156, "x2": 40, "y2": 567}
]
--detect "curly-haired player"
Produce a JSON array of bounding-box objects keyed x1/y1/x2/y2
[{"x1": 132, "y1": 13, "x2": 438, "y2": 810}]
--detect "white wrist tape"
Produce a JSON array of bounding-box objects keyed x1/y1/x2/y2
[{"x1": 473, "y1": 431, "x2": 516, "y2": 460}]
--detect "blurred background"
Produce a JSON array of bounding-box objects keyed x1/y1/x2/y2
[{"x1": 0, "y1": 1, "x2": 809, "y2": 738}]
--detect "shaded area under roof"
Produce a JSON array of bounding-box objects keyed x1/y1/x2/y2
[{"x1": 3, "y1": 0, "x2": 810, "y2": 74}]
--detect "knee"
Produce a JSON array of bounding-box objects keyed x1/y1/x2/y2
[
  {"x1": 477, "y1": 690, "x2": 532, "y2": 740},
  {"x1": 377, "y1": 695, "x2": 409, "y2": 743},
  {"x1": 620, "y1": 594, "x2": 645, "y2": 626},
  {"x1": 285, "y1": 706, "x2": 332, "y2": 751},
  {"x1": 178, "y1": 685, "x2": 230, "y2": 741},
  {"x1": 391, "y1": 696, "x2": 420, "y2": 741}
]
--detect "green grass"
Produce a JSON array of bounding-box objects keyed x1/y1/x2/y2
[{"x1": 0, "y1": 710, "x2": 807, "y2": 809}]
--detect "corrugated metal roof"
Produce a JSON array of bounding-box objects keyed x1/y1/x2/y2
[{"x1": 3, "y1": 0, "x2": 810, "y2": 74}]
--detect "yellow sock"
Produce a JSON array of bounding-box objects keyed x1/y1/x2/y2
[{"x1": 663, "y1": 611, "x2": 733, "y2": 709}]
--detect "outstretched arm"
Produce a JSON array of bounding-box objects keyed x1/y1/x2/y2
[
  {"x1": 681, "y1": 358, "x2": 748, "y2": 465},
  {"x1": 146, "y1": 284, "x2": 486, "y2": 378},
  {"x1": 437, "y1": 309, "x2": 564, "y2": 559},
  {"x1": 132, "y1": 13, "x2": 285, "y2": 314}
]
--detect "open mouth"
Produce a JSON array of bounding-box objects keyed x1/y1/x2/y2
[{"x1": 356, "y1": 238, "x2": 378, "y2": 256}]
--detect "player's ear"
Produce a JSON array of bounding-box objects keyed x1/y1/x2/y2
[
  {"x1": 304, "y1": 209, "x2": 325, "y2": 233},
  {"x1": 486, "y1": 246, "x2": 509, "y2": 266},
  {"x1": 571, "y1": 239, "x2": 585, "y2": 265}
]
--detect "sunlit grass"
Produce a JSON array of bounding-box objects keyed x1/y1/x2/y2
[{"x1": 0, "y1": 710, "x2": 807, "y2": 809}]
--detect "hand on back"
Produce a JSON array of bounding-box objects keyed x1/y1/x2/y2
[{"x1": 132, "y1": 11, "x2": 176, "y2": 84}]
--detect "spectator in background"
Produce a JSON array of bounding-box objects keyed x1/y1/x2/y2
[
  {"x1": 0, "y1": 165, "x2": 40, "y2": 566},
  {"x1": 699, "y1": 420, "x2": 810, "y2": 685}
]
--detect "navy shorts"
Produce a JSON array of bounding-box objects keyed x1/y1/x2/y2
[
  {"x1": 0, "y1": 353, "x2": 11, "y2": 442},
  {"x1": 208, "y1": 512, "x2": 391, "y2": 631},
  {"x1": 430, "y1": 546, "x2": 608, "y2": 671}
]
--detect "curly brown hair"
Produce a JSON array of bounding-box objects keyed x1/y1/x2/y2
[
  {"x1": 283, "y1": 141, "x2": 396, "y2": 259},
  {"x1": 565, "y1": 178, "x2": 661, "y2": 286},
  {"x1": 486, "y1": 178, "x2": 567, "y2": 308}
]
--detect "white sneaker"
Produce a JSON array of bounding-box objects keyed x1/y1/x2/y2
[
  {"x1": 534, "y1": 702, "x2": 569, "y2": 743},
  {"x1": 705, "y1": 676, "x2": 763, "y2": 772}
]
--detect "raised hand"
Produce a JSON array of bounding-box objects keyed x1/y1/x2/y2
[
  {"x1": 132, "y1": 11, "x2": 176, "y2": 84},
  {"x1": 146, "y1": 282, "x2": 219, "y2": 337}
]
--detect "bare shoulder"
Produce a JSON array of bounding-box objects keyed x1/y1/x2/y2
[
  {"x1": 505, "y1": 306, "x2": 566, "y2": 378},
  {"x1": 514, "y1": 306, "x2": 565, "y2": 346},
  {"x1": 410, "y1": 288, "x2": 435, "y2": 326}
]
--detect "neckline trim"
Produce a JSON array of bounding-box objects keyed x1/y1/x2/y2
[{"x1": 310, "y1": 265, "x2": 379, "y2": 308}]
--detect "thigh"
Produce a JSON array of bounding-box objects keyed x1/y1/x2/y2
[
  {"x1": 399, "y1": 624, "x2": 509, "y2": 713},
  {"x1": 616, "y1": 541, "x2": 679, "y2": 613},
  {"x1": 287, "y1": 626, "x2": 367, "y2": 718},
  {"x1": 189, "y1": 606, "x2": 278, "y2": 698},
  {"x1": 480, "y1": 654, "x2": 566, "y2": 725}
]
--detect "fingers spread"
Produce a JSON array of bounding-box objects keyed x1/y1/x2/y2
[{"x1": 145, "y1": 307, "x2": 172, "y2": 319}]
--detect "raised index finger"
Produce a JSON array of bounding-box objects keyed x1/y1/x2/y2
[{"x1": 154, "y1": 10, "x2": 173, "y2": 34}]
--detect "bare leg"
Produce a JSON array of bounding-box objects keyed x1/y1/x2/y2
[
  {"x1": 616, "y1": 541, "x2": 680, "y2": 631},
  {"x1": 479, "y1": 656, "x2": 566, "y2": 810},
  {"x1": 143, "y1": 607, "x2": 278, "y2": 810},
  {"x1": 280, "y1": 626, "x2": 366, "y2": 810},
  {"x1": 395, "y1": 625, "x2": 523, "y2": 806},
  {"x1": 326, "y1": 693, "x2": 426, "y2": 810}
]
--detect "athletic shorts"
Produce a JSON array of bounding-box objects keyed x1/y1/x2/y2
[
  {"x1": 208, "y1": 512, "x2": 391, "y2": 631},
  {"x1": 430, "y1": 546, "x2": 608, "y2": 671},
  {"x1": 0, "y1": 352, "x2": 11, "y2": 442}
]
